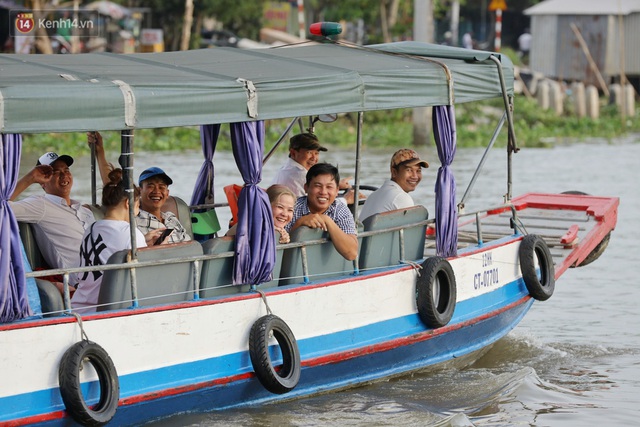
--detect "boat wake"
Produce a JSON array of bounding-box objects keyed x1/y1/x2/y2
[{"x1": 146, "y1": 332, "x2": 638, "y2": 426}]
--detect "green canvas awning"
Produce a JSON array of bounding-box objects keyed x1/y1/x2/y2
[{"x1": 0, "y1": 41, "x2": 513, "y2": 134}]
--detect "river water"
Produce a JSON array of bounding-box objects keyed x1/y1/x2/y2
[{"x1": 19, "y1": 134, "x2": 640, "y2": 426}]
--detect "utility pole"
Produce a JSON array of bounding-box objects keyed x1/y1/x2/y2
[
  {"x1": 412, "y1": 0, "x2": 433, "y2": 146},
  {"x1": 451, "y1": 1, "x2": 460, "y2": 46}
]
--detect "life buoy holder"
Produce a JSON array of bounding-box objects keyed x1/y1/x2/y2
[
  {"x1": 58, "y1": 340, "x2": 120, "y2": 426},
  {"x1": 416, "y1": 257, "x2": 457, "y2": 328},
  {"x1": 249, "y1": 314, "x2": 301, "y2": 394},
  {"x1": 519, "y1": 234, "x2": 555, "y2": 301}
]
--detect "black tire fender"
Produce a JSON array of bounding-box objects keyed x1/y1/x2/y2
[
  {"x1": 519, "y1": 234, "x2": 555, "y2": 301},
  {"x1": 416, "y1": 257, "x2": 457, "y2": 328},
  {"x1": 576, "y1": 231, "x2": 611, "y2": 267},
  {"x1": 58, "y1": 340, "x2": 119, "y2": 426},
  {"x1": 249, "y1": 314, "x2": 301, "y2": 394}
]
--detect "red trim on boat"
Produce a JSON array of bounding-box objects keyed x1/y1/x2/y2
[
  {"x1": 511, "y1": 193, "x2": 619, "y2": 223},
  {"x1": 560, "y1": 224, "x2": 579, "y2": 245},
  {"x1": 509, "y1": 193, "x2": 619, "y2": 277},
  {"x1": 120, "y1": 372, "x2": 254, "y2": 405},
  {"x1": 5, "y1": 410, "x2": 66, "y2": 426},
  {"x1": 303, "y1": 295, "x2": 531, "y2": 367}
]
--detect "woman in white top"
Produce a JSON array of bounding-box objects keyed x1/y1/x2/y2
[{"x1": 72, "y1": 169, "x2": 149, "y2": 313}]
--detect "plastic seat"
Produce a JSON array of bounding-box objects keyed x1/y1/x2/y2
[
  {"x1": 200, "y1": 235, "x2": 282, "y2": 297},
  {"x1": 359, "y1": 205, "x2": 429, "y2": 271},
  {"x1": 279, "y1": 226, "x2": 358, "y2": 286},
  {"x1": 97, "y1": 241, "x2": 203, "y2": 311},
  {"x1": 18, "y1": 222, "x2": 49, "y2": 271},
  {"x1": 199, "y1": 236, "x2": 247, "y2": 298},
  {"x1": 36, "y1": 279, "x2": 64, "y2": 317},
  {"x1": 161, "y1": 195, "x2": 194, "y2": 239}
]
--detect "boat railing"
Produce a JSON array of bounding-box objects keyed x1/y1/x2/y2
[
  {"x1": 23, "y1": 217, "x2": 434, "y2": 317},
  {"x1": 455, "y1": 202, "x2": 523, "y2": 245},
  {"x1": 23, "y1": 201, "x2": 530, "y2": 317}
]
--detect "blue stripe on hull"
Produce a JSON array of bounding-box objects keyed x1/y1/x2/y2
[
  {"x1": 28, "y1": 295, "x2": 532, "y2": 426},
  {"x1": 12, "y1": 279, "x2": 532, "y2": 426}
]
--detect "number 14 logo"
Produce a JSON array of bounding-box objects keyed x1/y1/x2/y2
[{"x1": 15, "y1": 13, "x2": 35, "y2": 34}]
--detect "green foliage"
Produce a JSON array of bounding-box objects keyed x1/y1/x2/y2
[{"x1": 22, "y1": 95, "x2": 640, "y2": 158}]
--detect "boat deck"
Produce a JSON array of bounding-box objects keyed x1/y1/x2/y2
[{"x1": 425, "y1": 193, "x2": 619, "y2": 277}]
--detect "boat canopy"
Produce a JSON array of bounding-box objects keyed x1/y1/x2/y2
[{"x1": 0, "y1": 41, "x2": 513, "y2": 134}]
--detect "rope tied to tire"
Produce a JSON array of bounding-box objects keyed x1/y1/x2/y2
[
  {"x1": 71, "y1": 312, "x2": 90, "y2": 341},
  {"x1": 254, "y1": 288, "x2": 272, "y2": 315},
  {"x1": 402, "y1": 259, "x2": 423, "y2": 275}
]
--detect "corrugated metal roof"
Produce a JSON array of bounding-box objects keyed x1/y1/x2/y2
[
  {"x1": 0, "y1": 42, "x2": 514, "y2": 134},
  {"x1": 525, "y1": 0, "x2": 640, "y2": 16}
]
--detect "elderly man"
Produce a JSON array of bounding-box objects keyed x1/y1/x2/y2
[
  {"x1": 273, "y1": 132, "x2": 328, "y2": 197},
  {"x1": 359, "y1": 148, "x2": 429, "y2": 222},
  {"x1": 10, "y1": 152, "x2": 95, "y2": 289},
  {"x1": 286, "y1": 163, "x2": 358, "y2": 261},
  {"x1": 273, "y1": 132, "x2": 353, "y2": 200}
]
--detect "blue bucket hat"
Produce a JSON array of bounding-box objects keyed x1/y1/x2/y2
[{"x1": 139, "y1": 167, "x2": 173, "y2": 186}]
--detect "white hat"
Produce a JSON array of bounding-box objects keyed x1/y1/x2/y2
[{"x1": 37, "y1": 152, "x2": 74, "y2": 167}]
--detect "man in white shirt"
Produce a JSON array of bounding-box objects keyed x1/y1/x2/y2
[
  {"x1": 359, "y1": 149, "x2": 429, "y2": 222},
  {"x1": 273, "y1": 132, "x2": 354, "y2": 203},
  {"x1": 10, "y1": 152, "x2": 95, "y2": 289},
  {"x1": 273, "y1": 133, "x2": 328, "y2": 198},
  {"x1": 518, "y1": 28, "x2": 532, "y2": 62}
]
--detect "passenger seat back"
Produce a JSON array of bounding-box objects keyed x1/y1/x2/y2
[
  {"x1": 97, "y1": 241, "x2": 203, "y2": 311},
  {"x1": 200, "y1": 236, "x2": 248, "y2": 298},
  {"x1": 162, "y1": 196, "x2": 194, "y2": 239},
  {"x1": 359, "y1": 205, "x2": 429, "y2": 271},
  {"x1": 200, "y1": 235, "x2": 281, "y2": 297},
  {"x1": 279, "y1": 226, "x2": 357, "y2": 286},
  {"x1": 18, "y1": 222, "x2": 49, "y2": 271}
]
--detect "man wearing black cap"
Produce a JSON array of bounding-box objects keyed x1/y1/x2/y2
[
  {"x1": 273, "y1": 133, "x2": 327, "y2": 198},
  {"x1": 10, "y1": 152, "x2": 95, "y2": 287},
  {"x1": 273, "y1": 132, "x2": 353, "y2": 201},
  {"x1": 135, "y1": 167, "x2": 191, "y2": 244}
]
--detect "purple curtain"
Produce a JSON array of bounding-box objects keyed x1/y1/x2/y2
[
  {"x1": 229, "y1": 121, "x2": 276, "y2": 285},
  {"x1": 1, "y1": 134, "x2": 31, "y2": 322},
  {"x1": 190, "y1": 124, "x2": 221, "y2": 207},
  {"x1": 432, "y1": 105, "x2": 458, "y2": 257}
]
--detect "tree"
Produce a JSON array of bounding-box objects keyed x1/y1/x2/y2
[{"x1": 180, "y1": 0, "x2": 194, "y2": 51}]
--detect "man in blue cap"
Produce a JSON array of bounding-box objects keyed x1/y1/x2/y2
[
  {"x1": 89, "y1": 131, "x2": 191, "y2": 244},
  {"x1": 136, "y1": 167, "x2": 191, "y2": 244}
]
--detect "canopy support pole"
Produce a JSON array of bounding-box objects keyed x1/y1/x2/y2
[
  {"x1": 458, "y1": 111, "x2": 506, "y2": 212},
  {"x1": 351, "y1": 111, "x2": 364, "y2": 275},
  {"x1": 489, "y1": 55, "x2": 518, "y2": 203},
  {"x1": 263, "y1": 117, "x2": 298, "y2": 165},
  {"x1": 119, "y1": 129, "x2": 140, "y2": 307}
]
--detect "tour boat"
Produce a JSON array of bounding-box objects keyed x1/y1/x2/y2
[{"x1": 0, "y1": 30, "x2": 618, "y2": 426}]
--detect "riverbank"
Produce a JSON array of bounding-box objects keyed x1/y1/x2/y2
[{"x1": 20, "y1": 96, "x2": 639, "y2": 157}]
